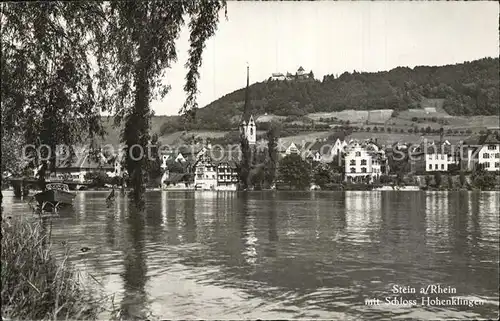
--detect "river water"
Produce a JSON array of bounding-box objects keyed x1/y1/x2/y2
[{"x1": 3, "y1": 191, "x2": 499, "y2": 320}]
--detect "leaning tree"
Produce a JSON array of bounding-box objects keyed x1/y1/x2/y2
[
  {"x1": 1, "y1": 1, "x2": 227, "y2": 207},
  {"x1": 102, "y1": 1, "x2": 227, "y2": 207}
]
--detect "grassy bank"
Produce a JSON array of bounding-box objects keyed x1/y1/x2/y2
[{"x1": 1, "y1": 215, "x2": 118, "y2": 320}]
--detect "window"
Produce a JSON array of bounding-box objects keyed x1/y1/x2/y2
[
  {"x1": 350, "y1": 160, "x2": 355, "y2": 165},
  {"x1": 488, "y1": 145, "x2": 496, "y2": 150},
  {"x1": 495, "y1": 153, "x2": 500, "y2": 158},
  {"x1": 355, "y1": 152, "x2": 361, "y2": 157},
  {"x1": 435, "y1": 164, "x2": 438, "y2": 170},
  {"x1": 483, "y1": 153, "x2": 490, "y2": 159},
  {"x1": 429, "y1": 164, "x2": 432, "y2": 170},
  {"x1": 441, "y1": 164, "x2": 444, "y2": 170},
  {"x1": 495, "y1": 162, "x2": 499, "y2": 168},
  {"x1": 361, "y1": 159, "x2": 367, "y2": 165},
  {"x1": 350, "y1": 167, "x2": 356, "y2": 173},
  {"x1": 441, "y1": 155, "x2": 444, "y2": 160},
  {"x1": 361, "y1": 167, "x2": 367, "y2": 173},
  {"x1": 250, "y1": 128, "x2": 253, "y2": 135}
]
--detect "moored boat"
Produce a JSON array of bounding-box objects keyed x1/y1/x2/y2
[{"x1": 34, "y1": 183, "x2": 76, "y2": 208}]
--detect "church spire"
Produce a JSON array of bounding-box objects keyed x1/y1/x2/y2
[{"x1": 242, "y1": 63, "x2": 251, "y2": 122}]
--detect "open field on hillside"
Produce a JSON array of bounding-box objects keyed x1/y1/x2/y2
[
  {"x1": 420, "y1": 98, "x2": 446, "y2": 112},
  {"x1": 277, "y1": 132, "x2": 331, "y2": 145},
  {"x1": 389, "y1": 112, "x2": 499, "y2": 131},
  {"x1": 347, "y1": 132, "x2": 467, "y2": 145},
  {"x1": 255, "y1": 114, "x2": 287, "y2": 122},
  {"x1": 158, "y1": 130, "x2": 228, "y2": 145},
  {"x1": 95, "y1": 113, "x2": 497, "y2": 148},
  {"x1": 307, "y1": 109, "x2": 394, "y2": 123},
  {"x1": 276, "y1": 131, "x2": 469, "y2": 146}
]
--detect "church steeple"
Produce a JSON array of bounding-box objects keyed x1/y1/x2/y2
[
  {"x1": 239, "y1": 64, "x2": 255, "y2": 145},
  {"x1": 242, "y1": 63, "x2": 251, "y2": 123}
]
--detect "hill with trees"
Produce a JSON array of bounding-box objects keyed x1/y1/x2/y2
[{"x1": 159, "y1": 57, "x2": 499, "y2": 135}]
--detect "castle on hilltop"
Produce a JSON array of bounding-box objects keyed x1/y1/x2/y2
[{"x1": 270, "y1": 66, "x2": 314, "y2": 81}]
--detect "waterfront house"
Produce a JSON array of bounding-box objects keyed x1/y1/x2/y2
[
  {"x1": 215, "y1": 159, "x2": 239, "y2": 190},
  {"x1": 193, "y1": 150, "x2": 239, "y2": 190},
  {"x1": 344, "y1": 140, "x2": 387, "y2": 183},
  {"x1": 55, "y1": 151, "x2": 114, "y2": 183},
  {"x1": 163, "y1": 172, "x2": 194, "y2": 189},
  {"x1": 160, "y1": 145, "x2": 208, "y2": 188},
  {"x1": 409, "y1": 140, "x2": 457, "y2": 173},
  {"x1": 464, "y1": 132, "x2": 500, "y2": 172}
]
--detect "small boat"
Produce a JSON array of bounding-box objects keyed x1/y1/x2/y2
[{"x1": 34, "y1": 183, "x2": 76, "y2": 208}]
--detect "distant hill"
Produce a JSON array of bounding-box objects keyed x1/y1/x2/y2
[{"x1": 157, "y1": 57, "x2": 498, "y2": 135}]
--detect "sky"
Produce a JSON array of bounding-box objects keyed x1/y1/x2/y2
[{"x1": 151, "y1": 1, "x2": 499, "y2": 116}]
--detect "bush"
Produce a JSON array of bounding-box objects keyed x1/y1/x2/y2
[
  {"x1": 1, "y1": 217, "x2": 115, "y2": 320},
  {"x1": 447, "y1": 175, "x2": 453, "y2": 188},
  {"x1": 84, "y1": 171, "x2": 113, "y2": 187},
  {"x1": 434, "y1": 172, "x2": 442, "y2": 187},
  {"x1": 379, "y1": 174, "x2": 392, "y2": 184},
  {"x1": 459, "y1": 172, "x2": 466, "y2": 187},
  {"x1": 472, "y1": 171, "x2": 497, "y2": 190}
]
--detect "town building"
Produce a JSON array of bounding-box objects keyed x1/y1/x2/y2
[
  {"x1": 194, "y1": 152, "x2": 218, "y2": 190},
  {"x1": 271, "y1": 72, "x2": 285, "y2": 81},
  {"x1": 307, "y1": 138, "x2": 347, "y2": 163},
  {"x1": 279, "y1": 141, "x2": 301, "y2": 157},
  {"x1": 270, "y1": 66, "x2": 314, "y2": 81},
  {"x1": 409, "y1": 140, "x2": 457, "y2": 173},
  {"x1": 54, "y1": 151, "x2": 114, "y2": 183},
  {"x1": 344, "y1": 140, "x2": 387, "y2": 183},
  {"x1": 464, "y1": 132, "x2": 500, "y2": 172},
  {"x1": 193, "y1": 149, "x2": 239, "y2": 190},
  {"x1": 160, "y1": 146, "x2": 206, "y2": 188}
]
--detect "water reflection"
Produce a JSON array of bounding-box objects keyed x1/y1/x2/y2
[
  {"x1": 3, "y1": 190, "x2": 498, "y2": 320},
  {"x1": 120, "y1": 205, "x2": 149, "y2": 320},
  {"x1": 161, "y1": 191, "x2": 167, "y2": 226},
  {"x1": 265, "y1": 198, "x2": 278, "y2": 258}
]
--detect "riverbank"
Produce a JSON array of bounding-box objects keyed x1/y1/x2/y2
[{"x1": 1, "y1": 215, "x2": 119, "y2": 320}]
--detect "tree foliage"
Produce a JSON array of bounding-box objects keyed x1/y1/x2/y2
[
  {"x1": 472, "y1": 170, "x2": 498, "y2": 190},
  {"x1": 264, "y1": 122, "x2": 280, "y2": 187},
  {"x1": 1, "y1": 1, "x2": 227, "y2": 207},
  {"x1": 100, "y1": 1, "x2": 226, "y2": 206},
  {"x1": 238, "y1": 135, "x2": 252, "y2": 189},
  {"x1": 278, "y1": 154, "x2": 311, "y2": 190},
  {"x1": 1, "y1": 2, "x2": 108, "y2": 184},
  {"x1": 313, "y1": 164, "x2": 331, "y2": 189}
]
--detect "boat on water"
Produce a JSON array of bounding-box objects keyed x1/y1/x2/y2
[{"x1": 34, "y1": 183, "x2": 76, "y2": 208}]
